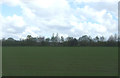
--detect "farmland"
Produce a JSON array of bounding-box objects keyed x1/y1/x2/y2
[{"x1": 2, "y1": 47, "x2": 118, "y2": 76}]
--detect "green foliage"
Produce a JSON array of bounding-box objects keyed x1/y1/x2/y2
[{"x1": 2, "y1": 34, "x2": 119, "y2": 47}]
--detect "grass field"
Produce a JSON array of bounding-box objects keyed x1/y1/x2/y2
[{"x1": 2, "y1": 47, "x2": 118, "y2": 76}]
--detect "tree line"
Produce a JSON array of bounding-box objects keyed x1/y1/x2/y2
[{"x1": 2, "y1": 33, "x2": 119, "y2": 47}]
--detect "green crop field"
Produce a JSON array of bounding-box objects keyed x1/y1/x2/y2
[{"x1": 2, "y1": 47, "x2": 118, "y2": 76}]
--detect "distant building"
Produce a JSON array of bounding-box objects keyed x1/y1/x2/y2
[
  {"x1": 36, "y1": 37, "x2": 45, "y2": 42},
  {"x1": 26, "y1": 36, "x2": 45, "y2": 43},
  {"x1": 31, "y1": 38, "x2": 37, "y2": 42}
]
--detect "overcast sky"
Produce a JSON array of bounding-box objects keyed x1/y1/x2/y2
[{"x1": 0, "y1": 0, "x2": 119, "y2": 40}]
